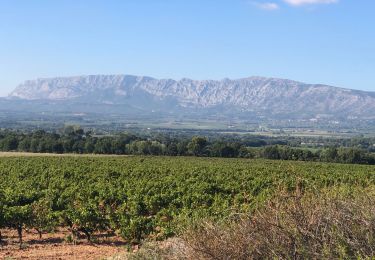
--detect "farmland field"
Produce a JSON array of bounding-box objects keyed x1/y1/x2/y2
[{"x1": 1, "y1": 155, "x2": 375, "y2": 259}]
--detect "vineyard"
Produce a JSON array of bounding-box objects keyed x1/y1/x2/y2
[{"x1": 1, "y1": 155, "x2": 375, "y2": 257}]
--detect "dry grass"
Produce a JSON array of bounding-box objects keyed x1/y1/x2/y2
[{"x1": 131, "y1": 186, "x2": 375, "y2": 259}]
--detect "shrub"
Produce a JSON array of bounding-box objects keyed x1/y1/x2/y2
[{"x1": 144, "y1": 187, "x2": 375, "y2": 259}]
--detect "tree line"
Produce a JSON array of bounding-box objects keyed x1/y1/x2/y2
[{"x1": 0, "y1": 127, "x2": 374, "y2": 164}]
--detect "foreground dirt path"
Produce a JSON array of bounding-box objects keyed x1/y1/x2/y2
[{"x1": 0, "y1": 229, "x2": 127, "y2": 259}]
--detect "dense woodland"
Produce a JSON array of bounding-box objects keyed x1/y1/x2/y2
[
  {"x1": 0, "y1": 127, "x2": 374, "y2": 165},
  {"x1": 0, "y1": 127, "x2": 374, "y2": 164}
]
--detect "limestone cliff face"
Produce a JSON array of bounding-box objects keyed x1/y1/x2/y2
[{"x1": 9, "y1": 75, "x2": 375, "y2": 117}]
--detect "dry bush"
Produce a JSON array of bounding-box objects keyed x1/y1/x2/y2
[
  {"x1": 127, "y1": 238, "x2": 186, "y2": 260},
  {"x1": 181, "y1": 190, "x2": 375, "y2": 259},
  {"x1": 160, "y1": 187, "x2": 375, "y2": 260}
]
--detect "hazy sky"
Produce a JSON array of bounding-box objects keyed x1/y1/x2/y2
[{"x1": 0, "y1": 0, "x2": 374, "y2": 96}]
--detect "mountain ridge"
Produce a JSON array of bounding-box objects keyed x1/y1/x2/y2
[{"x1": 7, "y1": 74, "x2": 375, "y2": 118}]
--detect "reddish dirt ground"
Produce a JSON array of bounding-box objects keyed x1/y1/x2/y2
[{"x1": 0, "y1": 228, "x2": 127, "y2": 259}]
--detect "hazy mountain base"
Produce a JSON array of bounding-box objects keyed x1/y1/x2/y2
[{"x1": 0, "y1": 98, "x2": 375, "y2": 135}]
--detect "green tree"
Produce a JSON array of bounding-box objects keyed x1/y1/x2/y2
[{"x1": 187, "y1": 136, "x2": 208, "y2": 156}]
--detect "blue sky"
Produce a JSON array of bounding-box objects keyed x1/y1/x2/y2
[{"x1": 0, "y1": 0, "x2": 374, "y2": 96}]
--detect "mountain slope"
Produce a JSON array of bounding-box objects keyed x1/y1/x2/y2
[{"x1": 8, "y1": 75, "x2": 375, "y2": 118}]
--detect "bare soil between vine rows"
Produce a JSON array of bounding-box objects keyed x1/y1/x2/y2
[{"x1": 0, "y1": 228, "x2": 127, "y2": 259}]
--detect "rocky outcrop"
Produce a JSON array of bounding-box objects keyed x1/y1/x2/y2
[{"x1": 8, "y1": 75, "x2": 375, "y2": 117}]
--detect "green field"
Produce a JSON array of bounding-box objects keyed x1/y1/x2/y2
[{"x1": 1, "y1": 155, "x2": 375, "y2": 244}]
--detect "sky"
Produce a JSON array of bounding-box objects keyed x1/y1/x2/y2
[{"x1": 0, "y1": 0, "x2": 374, "y2": 96}]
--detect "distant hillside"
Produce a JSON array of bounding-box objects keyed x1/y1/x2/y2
[{"x1": 7, "y1": 75, "x2": 375, "y2": 119}]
